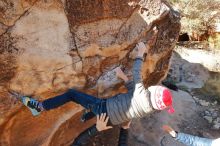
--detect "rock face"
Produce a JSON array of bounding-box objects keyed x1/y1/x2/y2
[{"x1": 0, "y1": 0, "x2": 180, "y2": 146}]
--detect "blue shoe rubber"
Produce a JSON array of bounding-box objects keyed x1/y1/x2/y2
[{"x1": 21, "y1": 96, "x2": 41, "y2": 116}]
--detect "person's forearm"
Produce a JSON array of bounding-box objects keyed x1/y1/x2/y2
[
  {"x1": 175, "y1": 133, "x2": 213, "y2": 146},
  {"x1": 133, "y1": 56, "x2": 144, "y2": 84},
  {"x1": 71, "y1": 124, "x2": 98, "y2": 146},
  {"x1": 118, "y1": 128, "x2": 129, "y2": 146}
]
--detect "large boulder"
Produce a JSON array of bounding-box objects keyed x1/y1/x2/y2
[{"x1": 0, "y1": 0, "x2": 180, "y2": 145}]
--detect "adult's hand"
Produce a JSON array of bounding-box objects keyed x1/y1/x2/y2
[
  {"x1": 96, "y1": 113, "x2": 113, "y2": 132},
  {"x1": 162, "y1": 125, "x2": 177, "y2": 138}
]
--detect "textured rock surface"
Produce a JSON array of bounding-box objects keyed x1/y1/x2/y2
[{"x1": 0, "y1": 0, "x2": 180, "y2": 145}]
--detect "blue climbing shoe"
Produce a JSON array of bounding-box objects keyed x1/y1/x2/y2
[
  {"x1": 9, "y1": 90, "x2": 41, "y2": 116},
  {"x1": 21, "y1": 96, "x2": 41, "y2": 116}
]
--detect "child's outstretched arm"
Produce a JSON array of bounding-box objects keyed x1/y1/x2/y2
[
  {"x1": 162, "y1": 125, "x2": 213, "y2": 146},
  {"x1": 114, "y1": 42, "x2": 150, "y2": 92},
  {"x1": 133, "y1": 42, "x2": 149, "y2": 84}
]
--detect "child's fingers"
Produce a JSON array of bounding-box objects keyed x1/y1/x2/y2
[
  {"x1": 104, "y1": 116, "x2": 109, "y2": 124},
  {"x1": 100, "y1": 113, "x2": 105, "y2": 121},
  {"x1": 106, "y1": 126, "x2": 113, "y2": 130},
  {"x1": 135, "y1": 44, "x2": 139, "y2": 50},
  {"x1": 102, "y1": 113, "x2": 107, "y2": 121},
  {"x1": 115, "y1": 67, "x2": 121, "y2": 73},
  {"x1": 138, "y1": 42, "x2": 145, "y2": 46},
  {"x1": 100, "y1": 113, "x2": 103, "y2": 121},
  {"x1": 96, "y1": 115, "x2": 100, "y2": 121}
]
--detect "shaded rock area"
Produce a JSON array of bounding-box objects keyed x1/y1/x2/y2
[
  {"x1": 196, "y1": 72, "x2": 220, "y2": 102},
  {"x1": 0, "y1": 0, "x2": 180, "y2": 146},
  {"x1": 166, "y1": 51, "x2": 210, "y2": 90}
]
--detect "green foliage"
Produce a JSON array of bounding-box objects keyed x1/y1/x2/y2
[
  {"x1": 168, "y1": 0, "x2": 220, "y2": 36},
  {"x1": 208, "y1": 34, "x2": 220, "y2": 49}
]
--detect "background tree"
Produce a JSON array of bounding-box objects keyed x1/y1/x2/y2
[{"x1": 168, "y1": 0, "x2": 220, "y2": 41}]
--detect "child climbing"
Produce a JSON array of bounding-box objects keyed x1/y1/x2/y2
[
  {"x1": 11, "y1": 41, "x2": 175, "y2": 125},
  {"x1": 162, "y1": 125, "x2": 220, "y2": 146},
  {"x1": 72, "y1": 113, "x2": 130, "y2": 146}
]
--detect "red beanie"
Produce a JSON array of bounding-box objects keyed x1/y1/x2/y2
[{"x1": 148, "y1": 86, "x2": 175, "y2": 114}]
